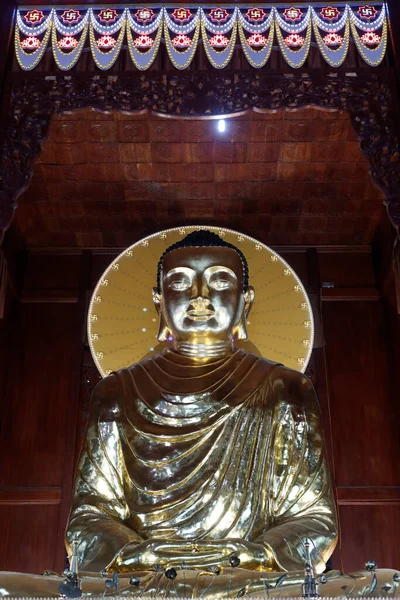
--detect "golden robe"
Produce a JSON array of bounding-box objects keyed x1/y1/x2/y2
[{"x1": 67, "y1": 349, "x2": 337, "y2": 574}]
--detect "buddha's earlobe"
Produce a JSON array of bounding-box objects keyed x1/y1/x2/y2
[
  {"x1": 152, "y1": 288, "x2": 172, "y2": 343},
  {"x1": 156, "y1": 315, "x2": 171, "y2": 342},
  {"x1": 234, "y1": 286, "x2": 255, "y2": 341}
]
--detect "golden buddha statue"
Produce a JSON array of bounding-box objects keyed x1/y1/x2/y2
[
  {"x1": 66, "y1": 230, "x2": 337, "y2": 579},
  {"x1": 1, "y1": 230, "x2": 398, "y2": 597}
]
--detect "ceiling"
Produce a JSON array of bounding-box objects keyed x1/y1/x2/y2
[{"x1": 12, "y1": 106, "x2": 385, "y2": 248}]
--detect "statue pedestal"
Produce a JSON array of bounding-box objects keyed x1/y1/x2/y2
[{"x1": 0, "y1": 568, "x2": 399, "y2": 598}]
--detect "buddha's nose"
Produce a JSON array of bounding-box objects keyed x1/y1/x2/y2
[
  {"x1": 190, "y1": 296, "x2": 212, "y2": 312},
  {"x1": 190, "y1": 274, "x2": 210, "y2": 300}
]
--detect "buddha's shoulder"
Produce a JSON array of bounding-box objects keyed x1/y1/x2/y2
[
  {"x1": 90, "y1": 372, "x2": 124, "y2": 420},
  {"x1": 241, "y1": 352, "x2": 310, "y2": 385},
  {"x1": 267, "y1": 361, "x2": 311, "y2": 387},
  {"x1": 249, "y1": 356, "x2": 316, "y2": 409},
  {"x1": 90, "y1": 362, "x2": 151, "y2": 418}
]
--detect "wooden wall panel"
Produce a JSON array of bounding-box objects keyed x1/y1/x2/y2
[
  {"x1": 339, "y1": 505, "x2": 400, "y2": 572},
  {"x1": 0, "y1": 303, "x2": 82, "y2": 487},
  {"x1": 321, "y1": 243, "x2": 400, "y2": 572},
  {"x1": 319, "y1": 251, "x2": 376, "y2": 288},
  {"x1": 323, "y1": 300, "x2": 400, "y2": 488},
  {"x1": 23, "y1": 253, "x2": 81, "y2": 294},
  {"x1": 0, "y1": 251, "x2": 87, "y2": 573},
  {"x1": 0, "y1": 505, "x2": 60, "y2": 573}
]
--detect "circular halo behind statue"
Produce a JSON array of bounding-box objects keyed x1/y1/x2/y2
[{"x1": 88, "y1": 226, "x2": 314, "y2": 377}]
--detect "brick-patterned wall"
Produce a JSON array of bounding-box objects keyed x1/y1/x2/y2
[{"x1": 15, "y1": 107, "x2": 383, "y2": 248}]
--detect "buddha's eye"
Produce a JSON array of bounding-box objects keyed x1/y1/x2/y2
[
  {"x1": 169, "y1": 280, "x2": 191, "y2": 291},
  {"x1": 209, "y1": 279, "x2": 231, "y2": 290}
]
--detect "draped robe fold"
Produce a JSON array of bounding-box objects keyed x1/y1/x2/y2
[{"x1": 67, "y1": 349, "x2": 337, "y2": 574}]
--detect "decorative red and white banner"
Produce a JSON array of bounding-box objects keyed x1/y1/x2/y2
[{"x1": 15, "y1": 4, "x2": 388, "y2": 71}]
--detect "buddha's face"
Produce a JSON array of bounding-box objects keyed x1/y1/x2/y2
[{"x1": 154, "y1": 246, "x2": 254, "y2": 345}]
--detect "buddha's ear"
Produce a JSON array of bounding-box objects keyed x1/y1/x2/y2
[
  {"x1": 244, "y1": 286, "x2": 255, "y2": 318},
  {"x1": 234, "y1": 286, "x2": 255, "y2": 341},
  {"x1": 152, "y1": 288, "x2": 171, "y2": 342},
  {"x1": 152, "y1": 288, "x2": 162, "y2": 314}
]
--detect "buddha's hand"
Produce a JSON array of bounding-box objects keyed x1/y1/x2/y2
[
  {"x1": 111, "y1": 539, "x2": 231, "y2": 572},
  {"x1": 193, "y1": 539, "x2": 276, "y2": 571}
]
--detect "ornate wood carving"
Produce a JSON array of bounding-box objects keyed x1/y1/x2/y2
[{"x1": 0, "y1": 71, "x2": 399, "y2": 241}]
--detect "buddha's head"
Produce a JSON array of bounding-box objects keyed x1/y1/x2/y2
[{"x1": 153, "y1": 230, "x2": 254, "y2": 353}]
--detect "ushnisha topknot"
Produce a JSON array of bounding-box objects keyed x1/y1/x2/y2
[{"x1": 156, "y1": 229, "x2": 249, "y2": 293}]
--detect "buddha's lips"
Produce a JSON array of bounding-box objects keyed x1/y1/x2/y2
[{"x1": 186, "y1": 309, "x2": 215, "y2": 320}]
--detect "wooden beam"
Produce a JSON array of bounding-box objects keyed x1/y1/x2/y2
[
  {"x1": 0, "y1": 487, "x2": 62, "y2": 505},
  {"x1": 337, "y1": 487, "x2": 400, "y2": 505},
  {"x1": 20, "y1": 289, "x2": 80, "y2": 303},
  {"x1": 321, "y1": 287, "x2": 380, "y2": 301}
]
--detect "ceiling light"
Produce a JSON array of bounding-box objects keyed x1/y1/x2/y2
[{"x1": 217, "y1": 119, "x2": 226, "y2": 133}]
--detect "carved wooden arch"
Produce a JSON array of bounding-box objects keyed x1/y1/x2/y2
[{"x1": 0, "y1": 70, "x2": 399, "y2": 244}]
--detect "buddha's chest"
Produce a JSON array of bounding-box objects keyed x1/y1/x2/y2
[{"x1": 120, "y1": 400, "x2": 273, "y2": 515}]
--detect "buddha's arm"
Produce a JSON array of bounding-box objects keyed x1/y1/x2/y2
[
  {"x1": 256, "y1": 368, "x2": 338, "y2": 574},
  {"x1": 66, "y1": 375, "x2": 142, "y2": 572}
]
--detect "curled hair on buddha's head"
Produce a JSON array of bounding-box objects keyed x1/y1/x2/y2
[{"x1": 156, "y1": 230, "x2": 249, "y2": 293}]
